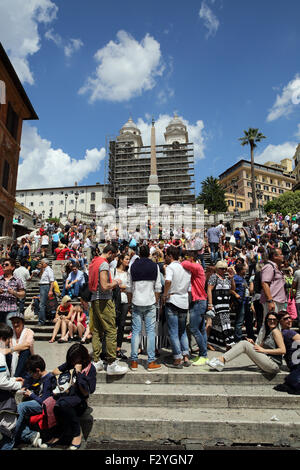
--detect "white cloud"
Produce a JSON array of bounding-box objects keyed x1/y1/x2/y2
[
  {"x1": 45, "y1": 30, "x2": 83, "y2": 58},
  {"x1": 267, "y1": 74, "x2": 300, "y2": 122},
  {"x1": 136, "y1": 114, "x2": 205, "y2": 161},
  {"x1": 17, "y1": 124, "x2": 105, "y2": 189},
  {"x1": 64, "y1": 38, "x2": 84, "y2": 58},
  {"x1": 255, "y1": 141, "x2": 298, "y2": 165},
  {"x1": 79, "y1": 30, "x2": 164, "y2": 102},
  {"x1": 199, "y1": 1, "x2": 220, "y2": 38},
  {"x1": 0, "y1": 0, "x2": 58, "y2": 84}
]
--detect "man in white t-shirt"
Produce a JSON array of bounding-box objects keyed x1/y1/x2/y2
[
  {"x1": 163, "y1": 245, "x2": 191, "y2": 369},
  {"x1": 13, "y1": 260, "x2": 31, "y2": 314}
]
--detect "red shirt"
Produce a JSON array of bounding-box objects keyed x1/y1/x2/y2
[
  {"x1": 55, "y1": 247, "x2": 69, "y2": 260},
  {"x1": 181, "y1": 260, "x2": 207, "y2": 301}
]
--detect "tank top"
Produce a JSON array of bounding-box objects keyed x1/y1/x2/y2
[{"x1": 262, "y1": 329, "x2": 282, "y2": 365}]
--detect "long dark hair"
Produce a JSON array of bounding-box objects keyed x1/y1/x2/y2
[
  {"x1": 66, "y1": 343, "x2": 91, "y2": 369},
  {"x1": 264, "y1": 312, "x2": 279, "y2": 340}
]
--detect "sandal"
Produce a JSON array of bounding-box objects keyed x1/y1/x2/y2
[
  {"x1": 58, "y1": 338, "x2": 68, "y2": 343},
  {"x1": 49, "y1": 339, "x2": 56, "y2": 343}
]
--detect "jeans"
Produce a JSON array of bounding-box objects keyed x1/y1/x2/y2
[
  {"x1": 197, "y1": 254, "x2": 206, "y2": 270},
  {"x1": 0, "y1": 432, "x2": 15, "y2": 450},
  {"x1": 209, "y1": 243, "x2": 219, "y2": 264},
  {"x1": 234, "y1": 300, "x2": 245, "y2": 343},
  {"x1": 15, "y1": 400, "x2": 42, "y2": 445},
  {"x1": 39, "y1": 284, "x2": 50, "y2": 324},
  {"x1": 131, "y1": 304, "x2": 157, "y2": 363},
  {"x1": 165, "y1": 303, "x2": 189, "y2": 360},
  {"x1": 189, "y1": 300, "x2": 207, "y2": 357}
]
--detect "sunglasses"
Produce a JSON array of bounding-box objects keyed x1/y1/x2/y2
[
  {"x1": 267, "y1": 318, "x2": 278, "y2": 322},
  {"x1": 2, "y1": 263, "x2": 10, "y2": 267},
  {"x1": 282, "y1": 316, "x2": 292, "y2": 321}
]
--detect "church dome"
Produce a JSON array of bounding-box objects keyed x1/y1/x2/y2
[
  {"x1": 164, "y1": 113, "x2": 188, "y2": 144},
  {"x1": 120, "y1": 117, "x2": 141, "y2": 135}
]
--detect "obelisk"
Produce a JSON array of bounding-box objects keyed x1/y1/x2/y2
[{"x1": 147, "y1": 117, "x2": 161, "y2": 206}]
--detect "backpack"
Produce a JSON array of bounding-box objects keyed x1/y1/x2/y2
[
  {"x1": 129, "y1": 238, "x2": 137, "y2": 249},
  {"x1": 253, "y1": 262, "x2": 276, "y2": 295},
  {"x1": 282, "y1": 242, "x2": 291, "y2": 255}
]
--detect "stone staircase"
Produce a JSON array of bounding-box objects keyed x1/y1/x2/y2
[{"x1": 78, "y1": 359, "x2": 300, "y2": 450}]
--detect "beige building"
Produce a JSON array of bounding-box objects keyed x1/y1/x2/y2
[
  {"x1": 292, "y1": 144, "x2": 300, "y2": 191},
  {"x1": 219, "y1": 159, "x2": 295, "y2": 212}
]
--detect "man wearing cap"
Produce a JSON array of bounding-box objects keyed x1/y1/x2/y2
[{"x1": 38, "y1": 259, "x2": 55, "y2": 326}]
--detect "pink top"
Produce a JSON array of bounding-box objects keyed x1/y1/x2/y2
[
  {"x1": 12, "y1": 327, "x2": 34, "y2": 355},
  {"x1": 260, "y1": 261, "x2": 287, "y2": 304},
  {"x1": 181, "y1": 260, "x2": 207, "y2": 301}
]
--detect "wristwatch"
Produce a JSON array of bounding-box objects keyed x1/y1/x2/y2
[{"x1": 266, "y1": 299, "x2": 274, "y2": 303}]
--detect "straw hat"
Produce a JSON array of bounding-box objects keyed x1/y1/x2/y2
[
  {"x1": 61, "y1": 295, "x2": 72, "y2": 305},
  {"x1": 215, "y1": 260, "x2": 228, "y2": 269}
]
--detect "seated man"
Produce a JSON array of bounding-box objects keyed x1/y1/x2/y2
[
  {"x1": 14, "y1": 355, "x2": 55, "y2": 448},
  {"x1": 65, "y1": 263, "x2": 85, "y2": 300},
  {"x1": 274, "y1": 311, "x2": 300, "y2": 394}
]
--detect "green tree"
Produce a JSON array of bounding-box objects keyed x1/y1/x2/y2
[
  {"x1": 264, "y1": 190, "x2": 300, "y2": 216},
  {"x1": 197, "y1": 176, "x2": 228, "y2": 213},
  {"x1": 239, "y1": 128, "x2": 266, "y2": 210}
]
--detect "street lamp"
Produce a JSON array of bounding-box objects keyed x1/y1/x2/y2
[
  {"x1": 74, "y1": 191, "x2": 79, "y2": 221},
  {"x1": 233, "y1": 179, "x2": 239, "y2": 216},
  {"x1": 256, "y1": 189, "x2": 263, "y2": 218},
  {"x1": 64, "y1": 193, "x2": 68, "y2": 216}
]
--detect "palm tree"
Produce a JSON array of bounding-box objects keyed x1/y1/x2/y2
[{"x1": 239, "y1": 128, "x2": 266, "y2": 210}]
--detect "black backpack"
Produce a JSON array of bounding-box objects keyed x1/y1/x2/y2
[{"x1": 253, "y1": 262, "x2": 276, "y2": 295}]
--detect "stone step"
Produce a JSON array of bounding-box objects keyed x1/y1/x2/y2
[
  {"x1": 81, "y1": 406, "x2": 300, "y2": 447},
  {"x1": 95, "y1": 368, "x2": 288, "y2": 385},
  {"x1": 89, "y1": 383, "x2": 299, "y2": 409}
]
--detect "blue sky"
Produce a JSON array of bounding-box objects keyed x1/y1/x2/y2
[{"x1": 1, "y1": 0, "x2": 300, "y2": 194}]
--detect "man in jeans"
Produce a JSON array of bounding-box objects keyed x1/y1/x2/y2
[
  {"x1": 127, "y1": 245, "x2": 161, "y2": 371},
  {"x1": 206, "y1": 224, "x2": 221, "y2": 265},
  {"x1": 163, "y1": 245, "x2": 191, "y2": 369},
  {"x1": 38, "y1": 259, "x2": 54, "y2": 326},
  {"x1": 181, "y1": 249, "x2": 208, "y2": 366}
]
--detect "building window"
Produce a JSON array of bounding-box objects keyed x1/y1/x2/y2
[
  {"x1": 248, "y1": 192, "x2": 252, "y2": 198},
  {"x1": 80, "y1": 199, "x2": 84, "y2": 204},
  {"x1": 2, "y1": 160, "x2": 10, "y2": 191},
  {"x1": 30, "y1": 202, "x2": 33, "y2": 207},
  {"x1": 279, "y1": 189, "x2": 284, "y2": 194},
  {"x1": 228, "y1": 200, "x2": 234, "y2": 206},
  {"x1": 272, "y1": 187, "x2": 276, "y2": 193},
  {"x1": 256, "y1": 184, "x2": 261, "y2": 189},
  {"x1": 264, "y1": 195, "x2": 270, "y2": 201},
  {"x1": 237, "y1": 202, "x2": 243, "y2": 208},
  {"x1": 50, "y1": 192, "x2": 54, "y2": 195},
  {"x1": 39, "y1": 202, "x2": 44, "y2": 206},
  {"x1": 91, "y1": 192, "x2": 96, "y2": 201},
  {"x1": 59, "y1": 200, "x2": 64, "y2": 205},
  {"x1": 286, "y1": 182, "x2": 291, "y2": 188},
  {"x1": 6, "y1": 102, "x2": 19, "y2": 140},
  {"x1": 40, "y1": 192, "x2": 43, "y2": 196},
  {"x1": 90, "y1": 204, "x2": 95, "y2": 213},
  {"x1": 247, "y1": 182, "x2": 251, "y2": 187},
  {"x1": 70, "y1": 200, "x2": 74, "y2": 204},
  {"x1": 263, "y1": 185, "x2": 269, "y2": 191},
  {"x1": 49, "y1": 201, "x2": 54, "y2": 206}
]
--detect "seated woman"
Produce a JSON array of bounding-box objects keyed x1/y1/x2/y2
[
  {"x1": 67, "y1": 306, "x2": 87, "y2": 341},
  {"x1": 9, "y1": 312, "x2": 34, "y2": 378},
  {"x1": 49, "y1": 296, "x2": 74, "y2": 343},
  {"x1": 48, "y1": 343, "x2": 96, "y2": 449},
  {"x1": 208, "y1": 312, "x2": 285, "y2": 375}
]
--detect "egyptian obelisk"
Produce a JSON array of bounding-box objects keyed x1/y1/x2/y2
[{"x1": 147, "y1": 117, "x2": 161, "y2": 206}]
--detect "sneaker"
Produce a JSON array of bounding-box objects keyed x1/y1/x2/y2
[
  {"x1": 93, "y1": 359, "x2": 104, "y2": 372},
  {"x1": 32, "y1": 432, "x2": 48, "y2": 448},
  {"x1": 192, "y1": 356, "x2": 209, "y2": 366},
  {"x1": 147, "y1": 361, "x2": 161, "y2": 371},
  {"x1": 106, "y1": 360, "x2": 128, "y2": 375},
  {"x1": 207, "y1": 358, "x2": 225, "y2": 372},
  {"x1": 127, "y1": 332, "x2": 132, "y2": 339},
  {"x1": 130, "y1": 360, "x2": 138, "y2": 371}
]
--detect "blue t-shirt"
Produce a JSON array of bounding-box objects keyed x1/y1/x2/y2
[
  {"x1": 233, "y1": 274, "x2": 247, "y2": 300},
  {"x1": 283, "y1": 329, "x2": 299, "y2": 370}
]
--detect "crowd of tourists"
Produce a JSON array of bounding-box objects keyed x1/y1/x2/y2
[{"x1": 1, "y1": 211, "x2": 300, "y2": 449}]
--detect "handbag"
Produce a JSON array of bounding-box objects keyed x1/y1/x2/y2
[
  {"x1": 287, "y1": 293, "x2": 297, "y2": 320},
  {"x1": 24, "y1": 301, "x2": 35, "y2": 320}
]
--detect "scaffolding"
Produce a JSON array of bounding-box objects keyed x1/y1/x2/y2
[{"x1": 107, "y1": 140, "x2": 195, "y2": 207}]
